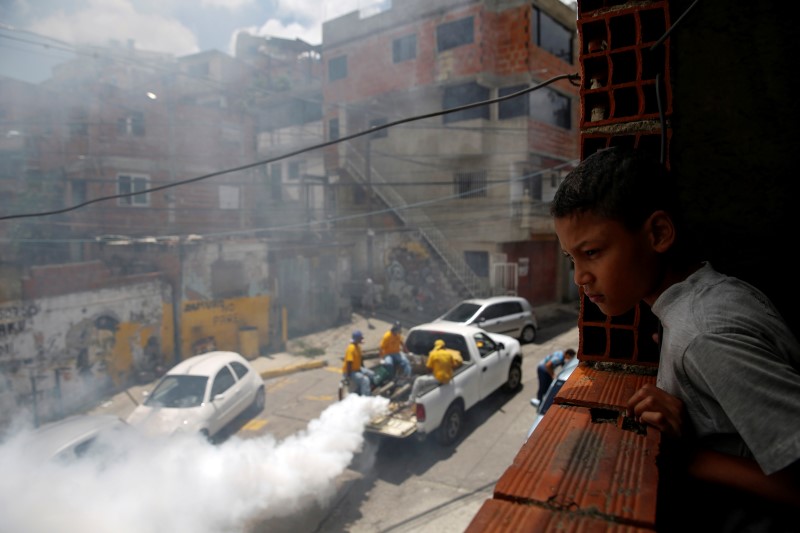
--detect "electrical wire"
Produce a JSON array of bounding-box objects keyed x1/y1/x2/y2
[
  {"x1": 0, "y1": 71, "x2": 579, "y2": 222},
  {"x1": 649, "y1": 0, "x2": 700, "y2": 165},
  {"x1": 0, "y1": 160, "x2": 575, "y2": 243}
]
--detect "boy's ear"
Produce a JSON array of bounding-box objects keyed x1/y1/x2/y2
[{"x1": 647, "y1": 210, "x2": 676, "y2": 252}]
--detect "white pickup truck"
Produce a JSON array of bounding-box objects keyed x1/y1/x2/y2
[{"x1": 354, "y1": 321, "x2": 523, "y2": 446}]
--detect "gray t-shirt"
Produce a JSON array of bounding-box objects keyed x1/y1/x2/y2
[{"x1": 652, "y1": 262, "x2": 800, "y2": 475}]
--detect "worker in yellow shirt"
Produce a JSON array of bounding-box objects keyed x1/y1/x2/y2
[
  {"x1": 341, "y1": 330, "x2": 375, "y2": 396},
  {"x1": 408, "y1": 338, "x2": 463, "y2": 403},
  {"x1": 380, "y1": 321, "x2": 412, "y2": 378}
]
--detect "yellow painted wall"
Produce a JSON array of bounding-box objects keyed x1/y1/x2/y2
[
  {"x1": 180, "y1": 295, "x2": 270, "y2": 358},
  {"x1": 161, "y1": 302, "x2": 174, "y2": 359}
]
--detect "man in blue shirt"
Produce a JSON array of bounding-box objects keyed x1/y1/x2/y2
[{"x1": 532, "y1": 348, "x2": 576, "y2": 406}]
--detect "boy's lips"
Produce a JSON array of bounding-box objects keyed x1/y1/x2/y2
[{"x1": 585, "y1": 292, "x2": 603, "y2": 303}]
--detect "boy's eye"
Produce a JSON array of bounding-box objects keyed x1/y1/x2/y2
[{"x1": 561, "y1": 251, "x2": 574, "y2": 263}]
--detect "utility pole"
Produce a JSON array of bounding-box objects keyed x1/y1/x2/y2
[{"x1": 365, "y1": 136, "x2": 374, "y2": 279}]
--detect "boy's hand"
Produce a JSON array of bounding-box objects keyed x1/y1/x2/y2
[{"x1": 626, "y1": 384, "x2": 686, "y2": 438}]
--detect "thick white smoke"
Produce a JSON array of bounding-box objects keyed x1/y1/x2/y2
[{"x1": 0, "y1": 394, "x2": 389, "y2": 533}]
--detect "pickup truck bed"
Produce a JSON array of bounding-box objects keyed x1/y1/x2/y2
[{"x1": 351, "y1": 322, "x2": 523, "y2": 445}]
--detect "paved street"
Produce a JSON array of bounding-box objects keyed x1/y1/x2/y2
[
  {"x1": 84, "y1": 305, "x2": 580, "y2": 533},
  {"x1": 246, "y1": 313, "x2": 580, "y2": 533}
]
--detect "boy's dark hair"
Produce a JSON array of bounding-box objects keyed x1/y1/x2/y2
[
  {"x1": 550, "y1": 146, "x2": 679, "y2": 232},
  {"x1": 565, "y1": 349, "x2": 576, "y2": 357}
]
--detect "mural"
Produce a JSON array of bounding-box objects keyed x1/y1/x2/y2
[{"x1": 381, "y1": 237, "x2": 454, "y2": 318}]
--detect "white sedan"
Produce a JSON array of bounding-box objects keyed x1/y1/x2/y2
[{"x1": 127, "y1": 351, "x2": 265, "y2": 441}]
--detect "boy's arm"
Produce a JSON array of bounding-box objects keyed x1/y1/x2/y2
[
  {"x1": 626, "y1": 383, "x2": 686, "y2": 438},
  {"x1": 629, "y1": 386, "x2": 800, "y2": 508},
  {"x1": 688, "y1": 450, "x2": 800, "y2": 507}
]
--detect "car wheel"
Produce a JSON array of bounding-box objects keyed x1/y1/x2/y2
[
  {"x1": 520, "y1": 325, "x2": 536, "y2": 344},
  {"x1": 503, "y1": 361, "x2": 523, "y2": 392},
  {"x1": 251, "y1": 386, "x2": 265, "y2": 413},
  {"x1": 436, "y1": 402, "x2": 464, "y2": 446}
]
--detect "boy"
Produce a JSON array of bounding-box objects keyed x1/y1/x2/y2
[{"x1": 550, "y1": 146, "x2": 799, "y2": 528}]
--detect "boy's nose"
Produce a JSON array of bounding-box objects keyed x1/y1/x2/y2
[{"x1": 573, "y1": 266, "x2": 591, "y2": 286}]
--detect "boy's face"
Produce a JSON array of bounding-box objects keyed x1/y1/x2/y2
[{"x1": 555, "y1": 211, "x2": 664, "y2": 316}]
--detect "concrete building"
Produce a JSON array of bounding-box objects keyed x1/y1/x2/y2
[{"x1": 320, "y1": 0, "x2": 581, "y2": 309}]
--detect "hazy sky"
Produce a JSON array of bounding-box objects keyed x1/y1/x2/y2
[
  {"x1": 0, "y1": 0, "x2": 391, "y2": 82},
  {"x1": 0, "y1": 394, "x2": 389, "y2": 532}
]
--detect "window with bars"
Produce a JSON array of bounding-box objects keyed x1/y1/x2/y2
[
  {"x1": 454, "y1": 170, "x2": 487, "y2": 199},
  {"x1": 117, "y1": 174, "x2": 149, "y2": 206}
]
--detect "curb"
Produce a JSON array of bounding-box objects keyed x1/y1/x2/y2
[{"x1": 260, "y1": 359, "x2": 328, "y2": 379}]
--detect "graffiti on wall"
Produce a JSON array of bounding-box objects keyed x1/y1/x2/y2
[
  {"x1": 0, "y1": 287, "x2": 169, "y2": 429},
  {"x1": 381, "y1": 238, "x2": 453, "y2": 317},
  {"x1": 180, "y1": 295, "x2": 269, "y2": 359}
]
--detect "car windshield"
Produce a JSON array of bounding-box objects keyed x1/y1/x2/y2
[
  {"x1": 440, "y1": 303, "x2": 481, "y2": 322},
  {"x1": 145, "y1": 375, "x2": 207, "y2": 408}
]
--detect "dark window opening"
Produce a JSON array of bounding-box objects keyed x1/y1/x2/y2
[
  {"x1": 368, "y1": 117, "x2": 388, "y2": 139},
  {"x1": 353, "y1": 183, "x2": 367, "y2": 205},
  {"x1": 533, "y1": 7, "x2": 574, "y2": 63},
  {"x1": 329, "y1": 118, "x2": 340, "y2": 140},
  {"x1": 71, "y1": 180, "x2": 87, "y2": 205},
  {"x1": 530, "y1": 87, "x2": 571, "y2": 129},
  {"x1": 269, "y1": 163, "x2": 282, "y2": 200},
  {"x1": 260, "y1": 97, "x2": 322, "y2": 130},
  {"x1": 443, "y1": 82, "x2": 490, "y2": 124},
  {"x1": 393, "y1": 34, "x2": 417, "y2": 63},
  {"x1": 499, "y1": 85, "x2": 529, "y2": 119},
  {"x1": 464, "y1": 250, "x2": 489, "y2": 277},
  {"x1": 329, "y1": 55, "x2": 347, "y2": 81},
  {"x1": 437, "y1": 17, "x2": 474, "y2": 52},
  {"x1": 288, "y1": 161, "x2": 301, "y2": 180}
]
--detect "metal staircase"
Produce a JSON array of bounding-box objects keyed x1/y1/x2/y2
[{"x1": 342, "y1": 142, "x2": 486, "y2": 298}]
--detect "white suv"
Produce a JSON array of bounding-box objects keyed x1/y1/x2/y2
[{"x1": 435, "y1": 295, "x2": 539, "y2": 344}]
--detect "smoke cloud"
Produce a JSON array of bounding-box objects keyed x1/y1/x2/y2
[{"x1": 0, "y1": 394, "x2": 389, "y2": 533}]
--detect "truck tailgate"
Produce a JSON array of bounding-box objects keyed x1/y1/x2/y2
[{"x1": 366, "y1": 405, "x2": 417, "y2": 438}]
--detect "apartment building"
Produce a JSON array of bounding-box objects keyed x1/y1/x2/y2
[{"x1": 320, "y1": 0, "x2": 580, "y2": 308}]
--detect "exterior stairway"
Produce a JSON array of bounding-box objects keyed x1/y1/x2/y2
[{"x1": 342, "y1": 142, "x2": 487, "y2": 298}]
